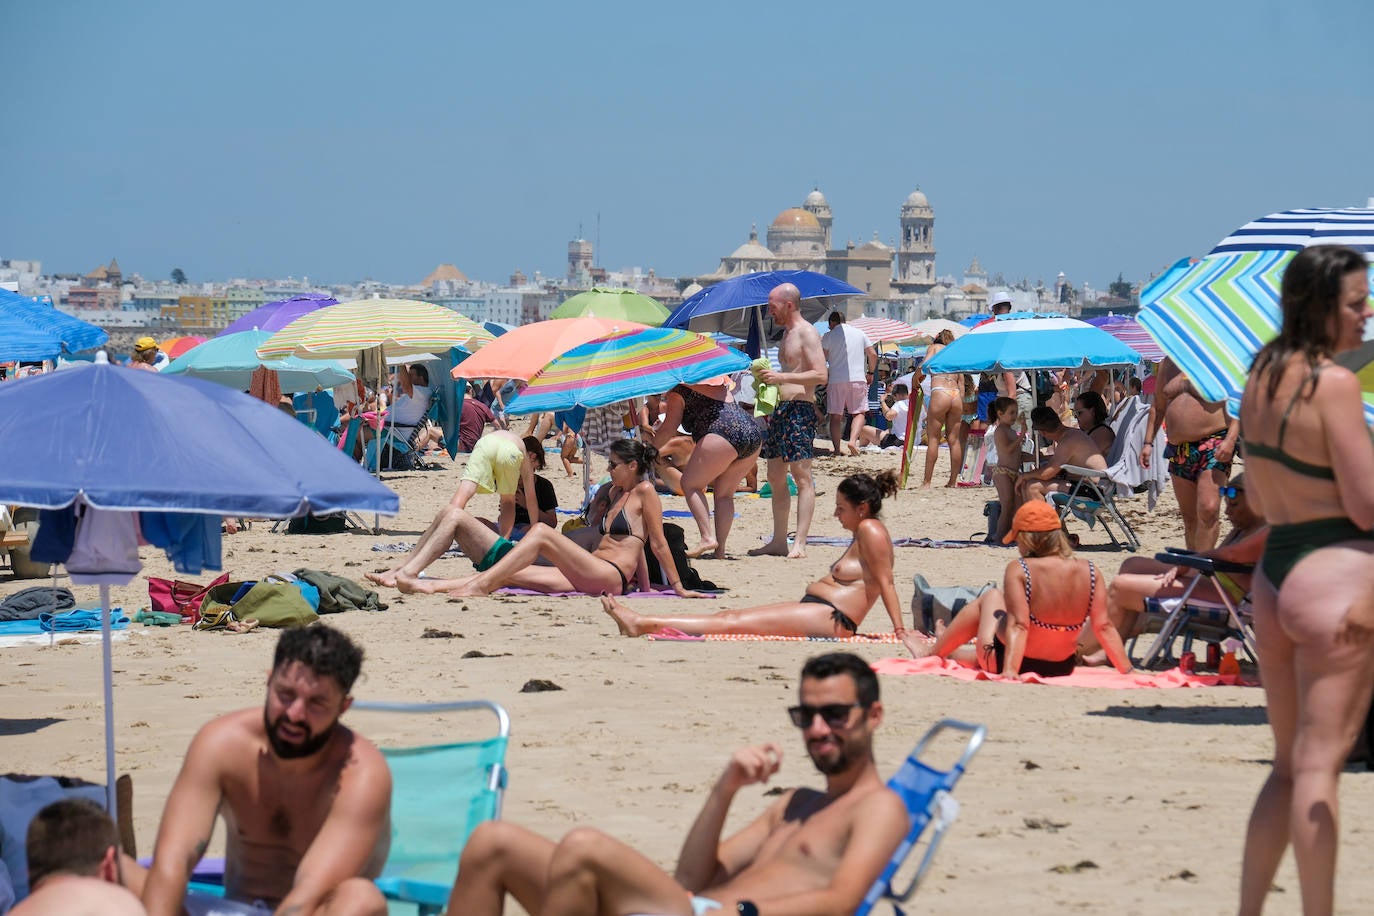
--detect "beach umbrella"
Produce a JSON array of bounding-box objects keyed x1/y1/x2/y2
[
  {"x1": 0, "y1": 312, "x2": 66, "y2": 362},
  {"x1": 1138, "y1": 209, "x2": 1374, "y2": 416},
  {"x1": 549, "y1": 288, "x2": 669, "y2": 325},
  {"x1": 1092, "y1": 317, "x2": 1166, "y2": 363},
  {"x1": 505, "y1": 327, "x2": 750, "y2": 415},
  {"x1": 0, "y1": 289, "x2": 109, "y2": 353},
  {"x1": 0, "y1": 364, "x2": 398, "y2": 820},
  {"x1": 483, "y1": 320, "x2": 516, "y2": 337},
  {"x1": 911, "y1": 318, "x2": 968, "y2": 342},
  {"x1": 163, "y1": 329, "x2": 355, "y2": 392},
  {"x1": 220, "y1": 293, "x2": 338, "y2": 337},
  {"x1": 664, "y1": 270, "x2": 864, "y2": 356},
  {"x1": 958, "y1": 314, "x2": 991, "y2": 328},
  {"x1": 451, "y1": 318, "x2": 651, "y2": 383},
  {"x1": 160, "y1": 335, "x2": 206, "y2": 359},
  {"x1": 848, "y1": 316, "x2": 922, "y2": 344},
  {"x1": 923, "y1": 314, "x2": 1142, "y2": 374}
]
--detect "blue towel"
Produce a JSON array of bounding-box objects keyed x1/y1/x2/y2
[
  {"x1": 38, "y1": 608, "x2": 129, "y2": 633},
  {"x1": 0, "y1": 618, "x2": 45, "y2": 636}
]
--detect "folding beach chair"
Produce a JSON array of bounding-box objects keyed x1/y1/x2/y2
[
  {"x1": 358, "y1": 699, "x2": 511, "y2": 915},
  {"x1": 856, "y1": 718, "x2": 987, "y2": 916},
  {"x1": 1134, "y1": 549, "x2": 1257, "y2": 670},
  {"x1": 1049, "y1": 398, "x2": 1147, "y2": 551}
]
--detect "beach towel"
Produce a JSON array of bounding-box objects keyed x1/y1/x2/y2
[
  {"x1": 871, "y1": 656, "x2": 1257, "y2": 688},
  {"x1": 38, "y1": 607, "x2": 129, "y2": 632},
  {"x1": 496, "y1": 587, "x2": 708, "y2": 598},
  {"x1": 645, "y1": 629, "x2": 901, "y2": 643},
  {"x1": 801, "y1": 535, "x2": 994, "y2": 549}
]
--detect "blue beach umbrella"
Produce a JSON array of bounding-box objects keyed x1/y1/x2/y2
[
  {"x1": 923, "y1": 314, "x2": 1142, "y2": 374},
  {"x1": 0, "y1": 288, "x2": 109, "y2": 353},
  {"x1": 664, "y1": 270, "x2": 864, "y2": 356},
  {"x1": 0, "y1": 312, "x2": 66, "y2": 362},
  {"x1": 163, "y1": 329, "x2": 355, "y2": 392}
]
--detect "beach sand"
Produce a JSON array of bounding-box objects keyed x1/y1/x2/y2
[{"x1": 4, "y1": 444, "x2": 1373, "y2": 915}]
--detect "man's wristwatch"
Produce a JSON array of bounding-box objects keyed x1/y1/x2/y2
[{"x1": 736, "y1": 902, "x2": 759, "y2": 916}]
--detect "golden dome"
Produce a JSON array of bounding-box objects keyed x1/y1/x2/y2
[{"x1": 770, "y1": 207, "x2": 820, "y2": 229}]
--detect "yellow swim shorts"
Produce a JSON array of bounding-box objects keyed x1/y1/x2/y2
[{"x1": 462, "y1": 434, "x2": 523, "y2": 495}]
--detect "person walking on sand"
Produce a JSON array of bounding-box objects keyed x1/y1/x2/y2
[
  {"x1": 748, "y1": 283, "x2": 826, "y2": 559},
  {"x1": 821, "y1": 311, "x2": 877, "y2": 456},
  {"x1": 444, "y1": 652, "x2": 908, "y2": 916}
]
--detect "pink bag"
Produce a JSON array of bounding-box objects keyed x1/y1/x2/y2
[{"x1": 147, "y1": 572, "x2": 231, "y2": 620}]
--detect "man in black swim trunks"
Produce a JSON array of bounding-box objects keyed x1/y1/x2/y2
[
  {"x1": 1141, "y1": 358, "x2": 1239, "y2": 550},
  {"x1": 750, "y1": 283, "x2": 828, "y2": 559}
]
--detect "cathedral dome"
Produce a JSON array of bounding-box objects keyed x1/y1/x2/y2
[
  {"x1": 901, "y1": 190, "x2": 932, "y2": 215},
  {"x1": 771, "y1": 207, "x2": 820, "y2": 229},
  {"x1": 730, "y1": 237, "x2": 775, "y2": 260},
  {"x1": 804, "y1": 189, "x2": 828, "y2": 208}
]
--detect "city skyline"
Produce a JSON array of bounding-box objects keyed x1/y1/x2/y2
[{"x1": 3, "y1": 0, "x2": 1369, "y2": 290}]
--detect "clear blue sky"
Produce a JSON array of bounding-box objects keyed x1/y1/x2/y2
[{"x1": 4, "y1": 0, "x2": 1370, "y2": 290}]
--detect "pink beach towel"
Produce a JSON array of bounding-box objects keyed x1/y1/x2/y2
[
  {"x1": 871, "y1": 656, "x2": 1257, "y2": 688},
  {"x1": 495, "y1": 587, "x2": 686, "y2": 598},
  {"x1": 645, "y1": 629, "x2": 903, "y2": 643}
]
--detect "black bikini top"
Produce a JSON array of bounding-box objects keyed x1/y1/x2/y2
[{"x1": 600, "y1": 506, "x2": 636, "y2": 538}]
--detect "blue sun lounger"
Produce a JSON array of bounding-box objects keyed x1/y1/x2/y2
[{"x1": 856, "y1": 718, "x2": 987, "y2": 916}]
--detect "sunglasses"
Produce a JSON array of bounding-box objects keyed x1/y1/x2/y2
[
  {"x1": 1220, "y1": 486, "x2": 1244, "y2": 499},
  {"x1": 787, "y1": 703, "x2": 864, "y2": 728}
]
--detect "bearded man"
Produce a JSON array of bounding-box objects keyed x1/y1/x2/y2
[{"x1": 141, "y1": 625, "x2": 391, "y2": 916}]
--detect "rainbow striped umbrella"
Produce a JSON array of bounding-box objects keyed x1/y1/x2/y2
[
  {"x1": 504, "y1": 327, "x2": 750, "y2": 414},
  {"x1": 1093, "y1": 317, "x2": 1165, "y2": 362},
  {"x1": 1137, "y1": 209, "x2": 1374, "y2": 416},
  {"x1": 256, "y1": 299, "x2": 493, "y2": 360}
]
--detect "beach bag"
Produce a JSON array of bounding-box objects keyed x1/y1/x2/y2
[
  {"x1": 286, "y1": 513, "x2": 348, "y2": 535},
  {"x1": 911, "y1": 574, "x2": 995, "y2": 632},
  {"x1": 148, "y1": 573, "x2": 231, "y2": 620},
  {"x1": 642, "y1": 523, "x2": 716, "y2": 591},
  {"x1": 195, "y1": 580, "x2": 320, "y2": 630}
]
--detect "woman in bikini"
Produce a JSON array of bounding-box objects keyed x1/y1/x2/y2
[
  {"x1": 646, "y1": 379, "x2": 762, "y2": 558},
  {"x1": 601, "y1": 472, "x2": 908, "y2": 639},
  {"x1": 921, "y1": 329, "x2": 966, "y2": 488},
  {"x1": 397, "y1": 439, "x2": 702, "y2": 599},
  {"x1": 1073, "y1": 390, "x2": 1115, "y2": 454},
  {"x1": 904, "y1": 500, "x2": 1136, "y2": 676},
  {"x1": 1237, "y1": 245, "x2": 1374, "y2": 916}
]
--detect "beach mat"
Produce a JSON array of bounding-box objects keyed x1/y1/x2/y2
[
  {"x1": 498, "y1": 588, "x2": 723, "y2": 598},
  {"x1": 645, "y1": 628, "x2": 901, "y2": 643},
  {"x1": 871, "y1": 656, "x2": 1257, "y2": 688},
  {"x1": 778, "y1": 535, "x2": 1002, "y2": 549}
]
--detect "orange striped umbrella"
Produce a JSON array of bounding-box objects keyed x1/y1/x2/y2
[{"x1": 256, "y1": 299, "x2": 492, "y2": 360}]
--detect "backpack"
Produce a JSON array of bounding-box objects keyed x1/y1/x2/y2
[{"x1": 642, "y1": 523, "x2": 717, "y2": 591}]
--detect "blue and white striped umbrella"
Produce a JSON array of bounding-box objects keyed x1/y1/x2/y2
[
  {"x1": 922, "y1": 314, "x2": 1141, "y2": 374},
  {"x1": 0, "y1": 312, "x2": 66, "y2": 362},
  {"x1": 1138, "y1": 209, "x2": 1374, "y2": 418},
  {"x1": 0, "y1": 288, "x2": 109, "y2": 353}
]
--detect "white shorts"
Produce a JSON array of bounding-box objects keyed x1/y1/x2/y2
[{"x1": 826, "y1": 381, "x2": 868, "y2": 415}]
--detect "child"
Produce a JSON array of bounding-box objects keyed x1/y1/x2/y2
[{"x1": 988, "y1": 396, "x2": 1027, "y2": 542}]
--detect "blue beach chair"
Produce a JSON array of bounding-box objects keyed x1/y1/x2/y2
[
  {"x1": 355, "y1": 699, "x2": 511, "y2": 915},
  {"x1": 1134, "y1": 549, "x2": 1257, "y2": 669},
  {"x1": 856, "y1": 719, "x2": 987, "y2": 916}
]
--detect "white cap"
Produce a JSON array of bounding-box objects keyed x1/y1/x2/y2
[{"x1": 989, "y1": 292, "x2": 1013, "y2": 309}]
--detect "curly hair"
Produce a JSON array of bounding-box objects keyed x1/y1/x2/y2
[{"x1": 837, "y1": 470, "x2": 900, "y2": 517}]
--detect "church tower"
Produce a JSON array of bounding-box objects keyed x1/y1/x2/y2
[
  {"x1": 893, "y1": 189, "x2": 936, "y2": 295},
  {"x1": 803, "y1": 188, "x2": 833, "y2": 251}
]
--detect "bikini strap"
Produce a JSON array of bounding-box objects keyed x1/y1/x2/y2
[
  {"x1": 1086, "y1": 561, "x2": 1097, "y2": 613},
  {"x1": 1276, "y1": 366, "x2": 1321, "y2": 448},
  {"x1": 1018, "y1": 557, "x2": 1032, "y2": 606}
]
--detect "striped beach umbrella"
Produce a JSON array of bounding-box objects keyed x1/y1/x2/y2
[
  {"x1": 0, "y1": 288, "x2": 109, "y2": 353},
  {"x1": 923, "y1": 314, "x2": 1142, "y2": 374},
  {"x1": 452, "y1": 318, "x2": 650, "y2": 382},
  {"x1": 849, "y1": 316, "x2": 922, "y2": 344},
  {"x1": 1137, "y1": 209, "x2": 1374, "y2": 416},
  {"x1": 1093, "y1": 317, "x2": 1166, "y2": 362},
  {"x1": 505, "y1": 327, "x2": 750, "y2": 414},
  {"x1": 256, "y1": 299, "x2": 493, "y2": 360}
]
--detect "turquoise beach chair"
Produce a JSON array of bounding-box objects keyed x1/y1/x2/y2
[
  {"x1": 856, "y1": 719, "x2": 987, "y2": 916},
  {"x1": 355, "y1": 699, "x2": 511, "y2": 915}
]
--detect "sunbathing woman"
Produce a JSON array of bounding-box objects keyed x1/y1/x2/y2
[
  {"x1": 646, "y1": 379, "x2": 762, "y2": 558},
  {"x1": 601, "y1": 471, "x2": 907, "y2": 638},
  {"x1": 397, "y1": 439, "x2": 703, "y2": 599},
  {"x1": 904, "y1": 500, "x2": 1136, "y2": 676}
]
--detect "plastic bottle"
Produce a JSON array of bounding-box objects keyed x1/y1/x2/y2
[
  {"x1": 1218, "y1": 652, "x2": 1241, "y2": 677},
  {"x1": 1178, "y1": 651, "x2": 1196, "y2": 675}
]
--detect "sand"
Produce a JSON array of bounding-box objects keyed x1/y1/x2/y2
[{"x1": 4, "y1": 444, "x2": 1373, "y2": 915}]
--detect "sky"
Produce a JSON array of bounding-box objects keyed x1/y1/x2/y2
[{"x1": 3, "y1": 0, "x2": 1371, "y2": 291}]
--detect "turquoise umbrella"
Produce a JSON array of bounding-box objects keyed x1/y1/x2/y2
[{"x1": 163, "y1": 329, "x2": 354, "y2": 392}]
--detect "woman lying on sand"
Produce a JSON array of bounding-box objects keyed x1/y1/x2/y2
[
  {"x1": 905, "y1": 500, "x2": 1136, "y2": 675},
  {"x1": 397, "y1": 439, "x2": 704, "y2": 599},
  {"x1": 602, "y1": 471, "x2": 908, "y2": 638}
]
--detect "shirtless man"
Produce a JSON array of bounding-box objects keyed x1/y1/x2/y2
[
  {"x1": 142, "y1": 626, "x2": 391, "y2": 916},
  {"x1": 749, "y1": 283, "x2": 828, "y2": 559},
  {"x1": 446, "y1": 651, "x2": 908, "y2": 916},
  {"x1": 1017, "y1": 406, "x2": 1107, "y2": 506},
  {"x1": 1140, "y1": 357, "x2": 1239, "y2": 550},
  {"x1": 12, "y1": 799, "x2": 146, "y2": 916}
]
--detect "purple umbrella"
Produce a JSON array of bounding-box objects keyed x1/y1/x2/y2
[{"x1": 219, "y1": 293, "x2": 337, "y2": 337}]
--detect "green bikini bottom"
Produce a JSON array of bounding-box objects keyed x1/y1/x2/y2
[{"x1": 1261, "y1": 518, "x2": 1374, "y2": 587}]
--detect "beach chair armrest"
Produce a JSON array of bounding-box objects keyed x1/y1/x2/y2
[
  {"x1": 1059, "y1": 464, "x2": 1107, "y2": 479},
  {"x1": 1156, "y1": 552, "x2": 1253, "y2": 576}
]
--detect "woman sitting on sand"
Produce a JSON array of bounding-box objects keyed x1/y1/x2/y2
[
  {"x1": 906, "y1": 500, "x2": 1137, "y2": 676},
  {"x1": 602, "y1": 471, "x2": 908, "y2": 639},
  {"x1": 396, "y1": 439, "x2": 702, "y2": 599}
]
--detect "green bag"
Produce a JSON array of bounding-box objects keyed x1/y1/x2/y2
[{"x1": 195, "y1": 581, "x2": 320, "y2": 631}]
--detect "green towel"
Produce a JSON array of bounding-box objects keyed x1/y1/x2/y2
[{"x1": 751, "y1": 358, "x2": 780, "y2": 417}]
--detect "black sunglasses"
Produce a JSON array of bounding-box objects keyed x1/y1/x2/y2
[{"x1": 787, "y1": 703, "x2": 864, "y2": 728}]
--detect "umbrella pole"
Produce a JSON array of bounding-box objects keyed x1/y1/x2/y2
[{"x1": 100, "y1": 583, "x2": 117, "y2": 822}]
